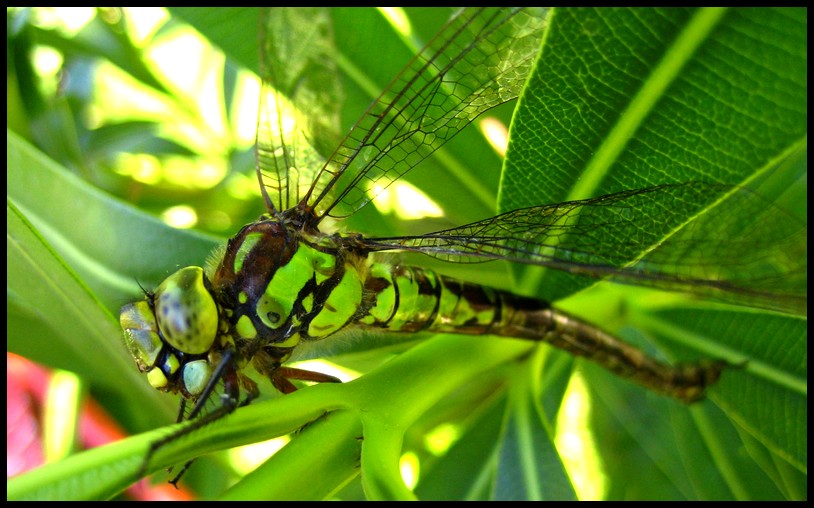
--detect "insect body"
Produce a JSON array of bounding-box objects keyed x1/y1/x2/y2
[{"x1": 121, "y1": 204, "x2": 726, "y2": 415}]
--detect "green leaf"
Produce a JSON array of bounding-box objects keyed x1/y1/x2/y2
[
  {"x1": 501, "y1": 7, "x2": 807, "y2": 499},
  {"x1": 493, "y1": 358, "x2": 576, "y2": 500},
  {"x1": 7, "y1": 7, "x2": 805, "y2": 501},
  {"x1": 644, "y1": 308, "x2": 807, "y2": 470},
  {"x1": 502, "y1": 7, "x2": 807, "y2": 300},
  {"x1": 7, "y1": 134, "x2": 179, "y2": 434}
]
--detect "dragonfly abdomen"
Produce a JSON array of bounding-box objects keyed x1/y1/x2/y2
[
  {"x1": 357, "y1": 263, "x2": 514, "y2": 334},
  {"x1": 357, "y1": 263, "x2": 724, "y2": 403},
  {"x1": 497, "y1": 305, "x2": 726, "y2": 403}
]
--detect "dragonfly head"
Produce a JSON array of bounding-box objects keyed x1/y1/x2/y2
[{"x1": 120, "y1": 266, "x2": 219, "y2": 398}]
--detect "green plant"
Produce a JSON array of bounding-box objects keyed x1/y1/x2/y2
[{"x1": 7, "y1": 7, "x2": 806, "y2": 500}]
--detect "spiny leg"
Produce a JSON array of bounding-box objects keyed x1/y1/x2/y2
[
  {"x1": 139, "y1": 350, "x2": 241, "y2": 484},
  {"x1": 270, "y1": 365, "x2": 342, "y2": 394}
]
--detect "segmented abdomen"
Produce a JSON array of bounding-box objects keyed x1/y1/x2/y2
[{"x1": 356, "y1": 263, "x2": 724, "y2": 403}]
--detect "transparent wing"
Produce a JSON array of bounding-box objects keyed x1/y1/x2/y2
[
  {"x1": 363, "y1": 182, "x2": 807, "y2": 315},
  {"x1": 256, "y1": 8, "x2": 341, "y2": 215},
  {"x1": 304, "y1": 7, "x2": 550, "y2": 220}
]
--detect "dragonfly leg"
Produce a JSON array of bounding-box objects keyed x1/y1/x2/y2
[
  {"x1": 277, "y1": 366, "x2": 341, "y2": 384},
  {"x1": 271, "y1": 366, "x2": 342, "y2": 394},
  {"x1": 139, "y1": 350, "x2": 241, "y2": 485}
]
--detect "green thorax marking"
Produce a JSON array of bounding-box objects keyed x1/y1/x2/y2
[
  {"x1": 356, "y1": 263, "x2": 523, "y2": 335},
  {"x1": 212, "y1": 218, "x2": 365, "y2": 349}
]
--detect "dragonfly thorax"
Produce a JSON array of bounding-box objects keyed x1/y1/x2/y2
[{"x1": 212, "y1": 218, "x2": 366, "y2": 349}]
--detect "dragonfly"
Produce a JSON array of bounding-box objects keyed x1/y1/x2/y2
[{"x1": 119, "y1": 7, "x2": 806, "y2": 485}]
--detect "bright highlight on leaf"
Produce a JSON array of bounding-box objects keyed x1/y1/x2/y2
[
  {"x1": 555, "y1": 371, "x2": 606, "y2": 501},
  {"x1": 44, "y1": 370, "x2": 82, "y2": 463},
  {"x1": 399, "y1": 452, "x2": 420, "y2": 490},
  {"x1": 479, "y1": 117, "x2": 509, "y2": 157},
  {"x1": 378, "y1": 7, "x2": 412, "y2": 38},
  {"x1": 369, "y1": 181, "x2": 444, "y2": 220},
  {"x1": 162, "y1": 205, "x2": 198, "y2": 229},
  {"x1": 424, "y1": 423, "x2": 461, "y2": 456},
  {"x1": 229, "y1": 436, "x2": 291, "y2": 475}
]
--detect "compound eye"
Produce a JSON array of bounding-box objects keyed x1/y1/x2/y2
[
  {"x1": 154, "y1": 266, "x2": 219, "y2": 355},
  {"x1": 120, "y1": 301, "x2": 162, "y2": 371}
]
